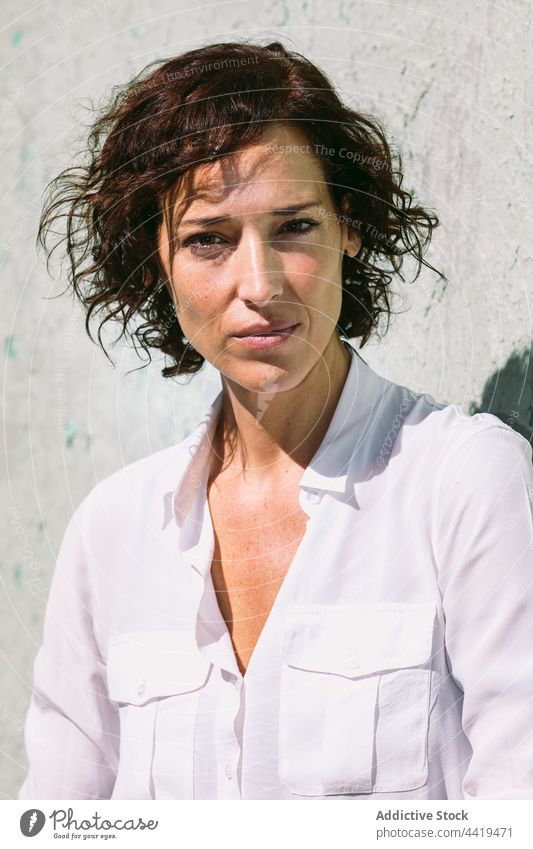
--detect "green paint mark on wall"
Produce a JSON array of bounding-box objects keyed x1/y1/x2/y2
[
  {"x1": 11, "y1": 30, "x2": 23, "y2": 48},
  {"x1": 130, "y1": 27, "x2": 139, "y2": 37},
  {"x1": 64, "y1": 420, "x2": 77, "y2": 446},
  {"x1": 5, "y1": 335, "x2": 16, "y2": 358},
  {"x1": 340, "y1": 1, "x2": 354, "y2": 24},
  {"x1": 14, "y1": 562, "x2": 22, "y2": 585}
]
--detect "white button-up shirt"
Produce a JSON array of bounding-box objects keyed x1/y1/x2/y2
[{"x1": 18, "y1": 341, "x2": 533, "y2": 800}]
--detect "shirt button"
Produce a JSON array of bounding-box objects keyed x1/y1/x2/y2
[
  {"x1": 306, "y1": 490, "x2": 322, "y2": 503},
  {"x1": 224, "y1": 763, "x2": 233, "y2": 780},
  {"x1": 137, "y1": 680, "x2": 147, "y2": 696}
]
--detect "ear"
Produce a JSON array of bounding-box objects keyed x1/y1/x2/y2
[{"x1": 340, "y1": 193, "x2": 362, "y2": 258}]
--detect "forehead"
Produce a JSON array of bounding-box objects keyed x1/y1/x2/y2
[{"x1": 174, "y1": 124, "x2": 329, "y2": 217}]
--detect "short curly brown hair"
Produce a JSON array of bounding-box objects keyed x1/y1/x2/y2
[{"x1": 39, "y1": 39, "x2": 445, "y2": 378}]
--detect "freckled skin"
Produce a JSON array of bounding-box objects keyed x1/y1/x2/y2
[
  {"x1": 157, "y1": 123, "x2": 360, "y2": 405},
  {"x1": 208, "y1": 496, "x2": 310, "y2": 675}
]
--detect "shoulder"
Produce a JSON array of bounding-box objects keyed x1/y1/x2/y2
[
  {"x1": 420, "y1": 408, "x2": 533, "y2": 558},
  {"x1": 376, "y1": 370, "x2": 531, "y2": 468},
  {"x1": 431, "y1": 414, "x2": 533, "y2": 505},
  {"x1": 381, "y1": 387, "x2": 533, "y2": 570},
  {"x1": 92, "y1": 438, "x2": 189, "y2": 498},
  {"x1": 367, "y1": 369, "x2": 532, "y2": 504},
  {"x1": 74, "y1": 437, "x2": 193, "y2": 541},
  {"x1": 427, "y1": 413, "x2": 533, "y2": 583}
]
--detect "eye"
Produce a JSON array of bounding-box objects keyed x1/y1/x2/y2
[
  {"x1": 181, "y1": 217, "x2": 321, "y2": 259},
  {"x1": 279, "y1": 218, "x2": 320, "y2": 236},
  {"x1": 181, "y1": 233, "x2": 226, "y2": 256}
]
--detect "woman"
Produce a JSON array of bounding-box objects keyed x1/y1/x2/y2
[{"x1": 19, "y1": 40, "x2": 533, "y2": 800}]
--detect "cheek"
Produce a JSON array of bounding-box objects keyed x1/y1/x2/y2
[
  {"x1": 286, "y1": 239, "x2": 342, "y2": 281},
  {"x1": 170, "y1": 268, "x2": 218, "y2": 319},
  {"x1": 287, "y1": 248, "x2": 322, "y2": 275},
  {"x1": 178, "y1": 295, "x2": 216, "y2": 333},
  {"x1": 286, "y1": 249, "x2": 342, "y2": 304}
]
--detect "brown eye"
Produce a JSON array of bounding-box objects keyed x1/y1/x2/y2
[
  {"x1": 182, "y1": 233, "x2": 226, "y2": 256},
  {"x1": 280, "y1": 218, "x2": 320, "y2": 234}
]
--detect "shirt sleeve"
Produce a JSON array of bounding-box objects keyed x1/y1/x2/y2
[
  {"x1": 18, "y1": 496, "x2": 120, "y2": 799},
  {"x1": 433, "y1": 423, "x2": 533, "y2": 800}
]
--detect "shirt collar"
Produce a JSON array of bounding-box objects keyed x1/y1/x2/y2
[
  {"x1": 298, "y1": 340, "x2": 386, "y2": 494},
  {"x1": 160, "y1": 391, "x2": 224, "y2": 531},
  {"x1": 161, "y1": 340, "x2": 387, "y2": 531}
]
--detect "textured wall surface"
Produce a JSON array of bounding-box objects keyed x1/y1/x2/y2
[{"x1": 2, "y1": 0, "x2": 532, "y2": 798}]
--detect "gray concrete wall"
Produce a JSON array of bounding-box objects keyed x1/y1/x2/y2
[{"x1": 2, "y1": 0, "x2": 532, "y2": 798}]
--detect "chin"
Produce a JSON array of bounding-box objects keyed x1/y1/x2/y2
[{"x1": 224, "y1": 358, "x2": 308, "y2": 395}]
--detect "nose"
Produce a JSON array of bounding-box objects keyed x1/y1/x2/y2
[{"x1": 233, "y1": 227, "x2": 284, "y2": 306}]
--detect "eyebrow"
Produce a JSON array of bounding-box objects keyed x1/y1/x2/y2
[{"x1": 179, "y1": 201, "x2": 323, "y2": 228}]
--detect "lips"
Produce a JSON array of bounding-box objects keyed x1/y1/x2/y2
[{"x1": 233, "y1": 321, "x2": 299, "y2": 337}]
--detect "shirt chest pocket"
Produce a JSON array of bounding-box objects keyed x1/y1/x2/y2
[
  {"x1": 105, "y1": 630, "x2": 211, "y2": 800},
  {"x1": 279, "y1": 603, "x2": 436, "y2": 796}
]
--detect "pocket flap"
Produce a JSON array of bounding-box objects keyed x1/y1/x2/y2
[
  {"x1": 283, "y1": 603, "x2": 436, "y2": 678},
  {"x1": 106, "y1": 630, "x2": 211, "y2": 705}
]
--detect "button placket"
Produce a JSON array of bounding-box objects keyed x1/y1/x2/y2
[
  {"x1": 219, "y1": 677, "x2": 243, "y2": 789},
  {"x1": 223, "y1": 738, "x2": 241, "y2": 783}
]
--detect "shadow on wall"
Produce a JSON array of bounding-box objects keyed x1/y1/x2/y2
[{"x1": 468, "y1": 348, "x2": 533, "y2": 451}]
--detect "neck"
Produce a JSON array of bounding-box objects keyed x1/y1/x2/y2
[{"x1": 211, "y1": 334, "x2": 352, "y2": 486}]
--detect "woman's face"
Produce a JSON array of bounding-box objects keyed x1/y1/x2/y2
[{"x1": 158, "y1": 123, "x2": 361, "y2": 394}]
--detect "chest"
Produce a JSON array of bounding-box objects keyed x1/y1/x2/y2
[{"x1": 207, "y1": 482, "x2": 309, "y2": 675}]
